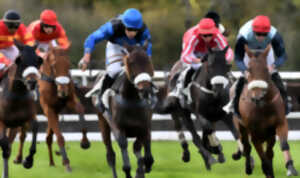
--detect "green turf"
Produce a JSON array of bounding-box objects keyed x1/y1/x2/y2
[{"x1": 1, "y1": 140, "x2": 299, "y2": 178}]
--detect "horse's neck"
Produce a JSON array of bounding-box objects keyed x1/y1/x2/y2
[
  {"x1": 121, "y1": 79, "x2": 139, "y2": 100},
  {"x1": 40, "y1": 62, "x2": 52, "y2": 76}
]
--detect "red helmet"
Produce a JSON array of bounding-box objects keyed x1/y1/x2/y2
[
  {"x1": 252, "y1": 15, "x2": 271, "y2": 33},
  {"x1": 40, "y1": 9, "x2": 57, "y2": 26},
  {"x1": 197, "y1": 18, "x2": 218, "y2": 35}
]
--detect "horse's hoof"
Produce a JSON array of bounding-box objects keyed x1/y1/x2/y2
[
  {"x1": 22, "y1": 157, "x2": 33, "y2": 169},
  {"x1": 287, "y1": 165, "x2": 298, "y2": 176},
  {"x1": 65, "y1": 165, "x2": 72, "y2": 172},
  {"x1": 80, "y1": 140, "x2": 91, "y2": 150},
  {"x1": 182, "y1": 150, "x2": 190, "y2": 162},
  {"x1": 246, "y1": 156, "x2": 254, "y2": 175},
  {"x1": 232, "y1": 150, "x2": 242, "y2": 160},
  {"x1": 218, "y1": 153, "x2": 226, "y2": 163},
  {"x1": 13, "y1": 157, "x2": 23, "y2": 164}
]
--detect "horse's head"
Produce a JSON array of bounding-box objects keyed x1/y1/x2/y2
[
  {"x1": 245, "y1": 45, "x2": 271, "y2": 105},
  {"x1": 199, "y1": 46, "x2": 231, "y2": 97},
  {"x1": 14, "y1": 40, "x2": 43, "y2": 91},
  {"x1": 43, "y1": 45, "x2": 71, "y2": 98},
  {"x1": 123, "y1": 44, "x2": 154, "y2": 100}
]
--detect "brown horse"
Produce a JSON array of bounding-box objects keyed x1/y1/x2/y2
[
  {"x1": 38, "y1": 46, "x2": 90, "y2": 171},
  {"x1": 234, "y1": 45, "x2": 297, "y2": 178},
  {"x1": 97, "y1": 44, "x2": 156, "y2": 178},
  {"x1": 0, "y1": 41, "x2": 43, "y2": 178}
]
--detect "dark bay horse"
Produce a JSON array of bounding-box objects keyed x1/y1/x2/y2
[
  {"x1": 38, "y1": 46, "x2": 90, "y2": 171},
  {"x1": 0, "y1": 41, "x2": 43, "y2": 178},
  {"x1": 97, "y1": 44, "x2": 156, "y2": 178},
  {"x1": 234, "y1": 45, "x2": 297, "y2": 178},
  {"x1": 155, "y1": 46, "x2": 239, "y2": 169}
]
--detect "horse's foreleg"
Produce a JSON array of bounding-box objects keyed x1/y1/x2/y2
[
  {"x1": 276, "y1": 120, "x2": 298, "y2": 176},
  {"x1": 183, "y1": 113, "x2": 216, "y2": 170},
  {"x1": 232, "y1": 116, "x2": 243, "y2": 160},
  {"x1": 22, "y1": 119, "x2": 38, "y2": 169},
  {"x1": 97, "y1": 113, "x2": 117, "y2": 178},
  {"x1": 0, "y1": 126, "x2": 10, "y2": 178},
  {"x1": 46, "y1": 109, "x2": 71, "y2": 172},
  {"x1": 14, "y1": 126, "x2": 27, "y2": 164},
  {"x1": 239, "y1": 124, "x2": 253, "y2": 175},
  {"x1": 68, "y1": 99, "x2": 90, "y2": 149},
  {"x1": 46, "y1": 127, "x2": 55, "y2": 166},
  {"x1": 202, "y1": 128, "x2": 225, "y2": 163},
  {"x1": 171, "y1": 113, "x2": 190, "y2": 162},
  {"x1": 142, "y1": 131, "x2": 154, "y2": 174},
  {"x1": 133, "y1": 138, "x2": 144, "y2": 178},
  {"x1": 116, "y1": 133, "x2": 131, "y2": 178}
]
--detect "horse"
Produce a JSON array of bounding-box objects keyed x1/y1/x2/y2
[
  {"x1": 154, "y1": 46, "x2": 239, "y2": 169},
  {"x1": 96, "y1": 44, "x2": 156, "y2": 178},
  {"x1": 233, "y1": 45, "x2": 297, "y2": 178},
  {"x1": 38, "y1": 45, "x2": 90, "y2": 171},
  {"x1": 0, "y1": 41, "x2": 43, "y2": 178}
]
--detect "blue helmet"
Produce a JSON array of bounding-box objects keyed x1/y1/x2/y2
[{"x1": 121, "y1": 8, "x2": 143, "y2": 29}]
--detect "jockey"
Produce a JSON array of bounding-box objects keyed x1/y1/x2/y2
[
  {"x1": 0, "y1": 10, "x2": 34, "y2": 77},
  {"x1": 224, "y1": 15, "x2": 290, "y2": 115},
  {"x1": 27, "y1": 9, "x2": 70, "y2": 56},
  {"x1": 171, "y1": 18, "x2": 233, "y2": 99},
  {"x1": 79, "y1": 8, "x2": 152, "y2": 112},
  {"x1": 204, "y1": 11, "x2": 228, "y2": 36}
]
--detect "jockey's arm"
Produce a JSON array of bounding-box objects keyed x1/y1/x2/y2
[
  {"x1": 234, "y1": 37, "x2": 248, "y2": 72},
  {"x1": 271, "y1": 32, "x2": 287, "y2": 68},
  {"x1": 79, "y1": 22, "x2": 113, "y2": 71}
]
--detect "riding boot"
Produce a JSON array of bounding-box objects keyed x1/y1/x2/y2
[
  {"x1": 271, "y1": 72, "x2": 290, "y2": 115},
  {"x1": 223, "y1": 76, "x2": 245, "y2": 115},
  {"x1": 96, "y1": 73, "x2": 115, "y2": 113}
]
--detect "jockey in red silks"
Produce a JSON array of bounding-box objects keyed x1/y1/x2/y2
[
  {"x1": 27, "y1": 9, "x2": 70, "y2": 57},
  {"x1": 0, "y1": 10, "x2": 34, "y2": 79},
  {"x1": 171, "y1": 18, "x2": 234, "y2": 99}
]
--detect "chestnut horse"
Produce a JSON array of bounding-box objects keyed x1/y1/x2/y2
[
  {"x1": 234, "y1": 45, "x2": 297, "y2": 178},
  {"x1": 0, "y1": 41, "x2": 42, "y2": 178},
  {"x1": 97, "y1": 44, "x2": 156, "y2": 178},
  {"x1": 38, "y1": 46, "x2": 90, "y2": 171}
]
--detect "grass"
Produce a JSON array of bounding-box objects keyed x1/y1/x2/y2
[{"x1": 1, "y1": 140, "x2": 300, "y2": 178}]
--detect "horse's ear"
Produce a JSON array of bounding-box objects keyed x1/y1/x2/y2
[
  {"x1": 15, "y1": 57, "x2": 22, "y2": 66},
  {"x1": 14, "y1": 39, "x2": 24, "y2": 51},
  {"x1": 143, "y1": 39, "x2": 149, "y2": 51},
  {"x1": 33, "y1": 41, "x2": 39, "y2": 50},
  {"x1": 37, "y1": 56, "x2": 43, "y2": 69},
  {"x1": 244, "y1": 45, "x2": 253, "y2": 58},
  {"x1": 223, "y1": 46, "x2": 229, "y2": 53},
  {"x1": 261, "y1": 44, "x2": 271, "y2": 59}
]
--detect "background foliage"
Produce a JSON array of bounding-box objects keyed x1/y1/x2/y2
[{"x1": 0, "y1": 0, "x2": 299, "y2": 70}]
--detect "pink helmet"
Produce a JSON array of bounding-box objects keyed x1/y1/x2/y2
[
  {"x1": 40, "y1": 9, "x2": 58, "y2": 26},
  {"x1": 197, "y1": 18, "x2": 218, "y2": 35},
  {"x1": 252, "y1": 15, "x2": 271, "y2": 33}
]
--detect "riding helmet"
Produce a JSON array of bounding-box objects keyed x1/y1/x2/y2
[
  {"x1": 40, "y1": 9, "x2": 58, "y2": 26},
  {"x1": 3, "y1": 10, "x2": 21, "y2": 22},
  {"x1": 121, "y1": 8, "x2": 143, "y2": 29},
  {"x1": 252, "y1": 15, "x2": 271, "y2": 33}
]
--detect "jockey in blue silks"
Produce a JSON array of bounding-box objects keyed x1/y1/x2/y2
[{"x1": 79, "y1": 8, "x2": 152, "y2": 112}]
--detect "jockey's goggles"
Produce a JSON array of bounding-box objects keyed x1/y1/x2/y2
[
  {"x1": 255, "y1": 32, "x2": 268, "y2": 37},
  {"x1": 126, "y1": 27, "x2": 139, "y2": 32},
  {"x1": 4, "y1": 22, "x2": 20, "y2": 29},
  {"x1": 41, "y1": 23, "x2": 56, "y2": 29},
  {"x1": 202, "y1": 34, "x2": 213, "y2": 38}
]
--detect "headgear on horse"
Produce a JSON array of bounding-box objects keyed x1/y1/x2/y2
[{"x1": 121, "y1": 8, "x2": 143, "y2": 30}]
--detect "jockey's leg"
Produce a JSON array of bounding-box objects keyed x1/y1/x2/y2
[
  {"x1": 223, "y1": 76, "x2": 245, "y2": 115},
  {"x1": 271, "y1": 72, "x2": 290, "y2": 114}
]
